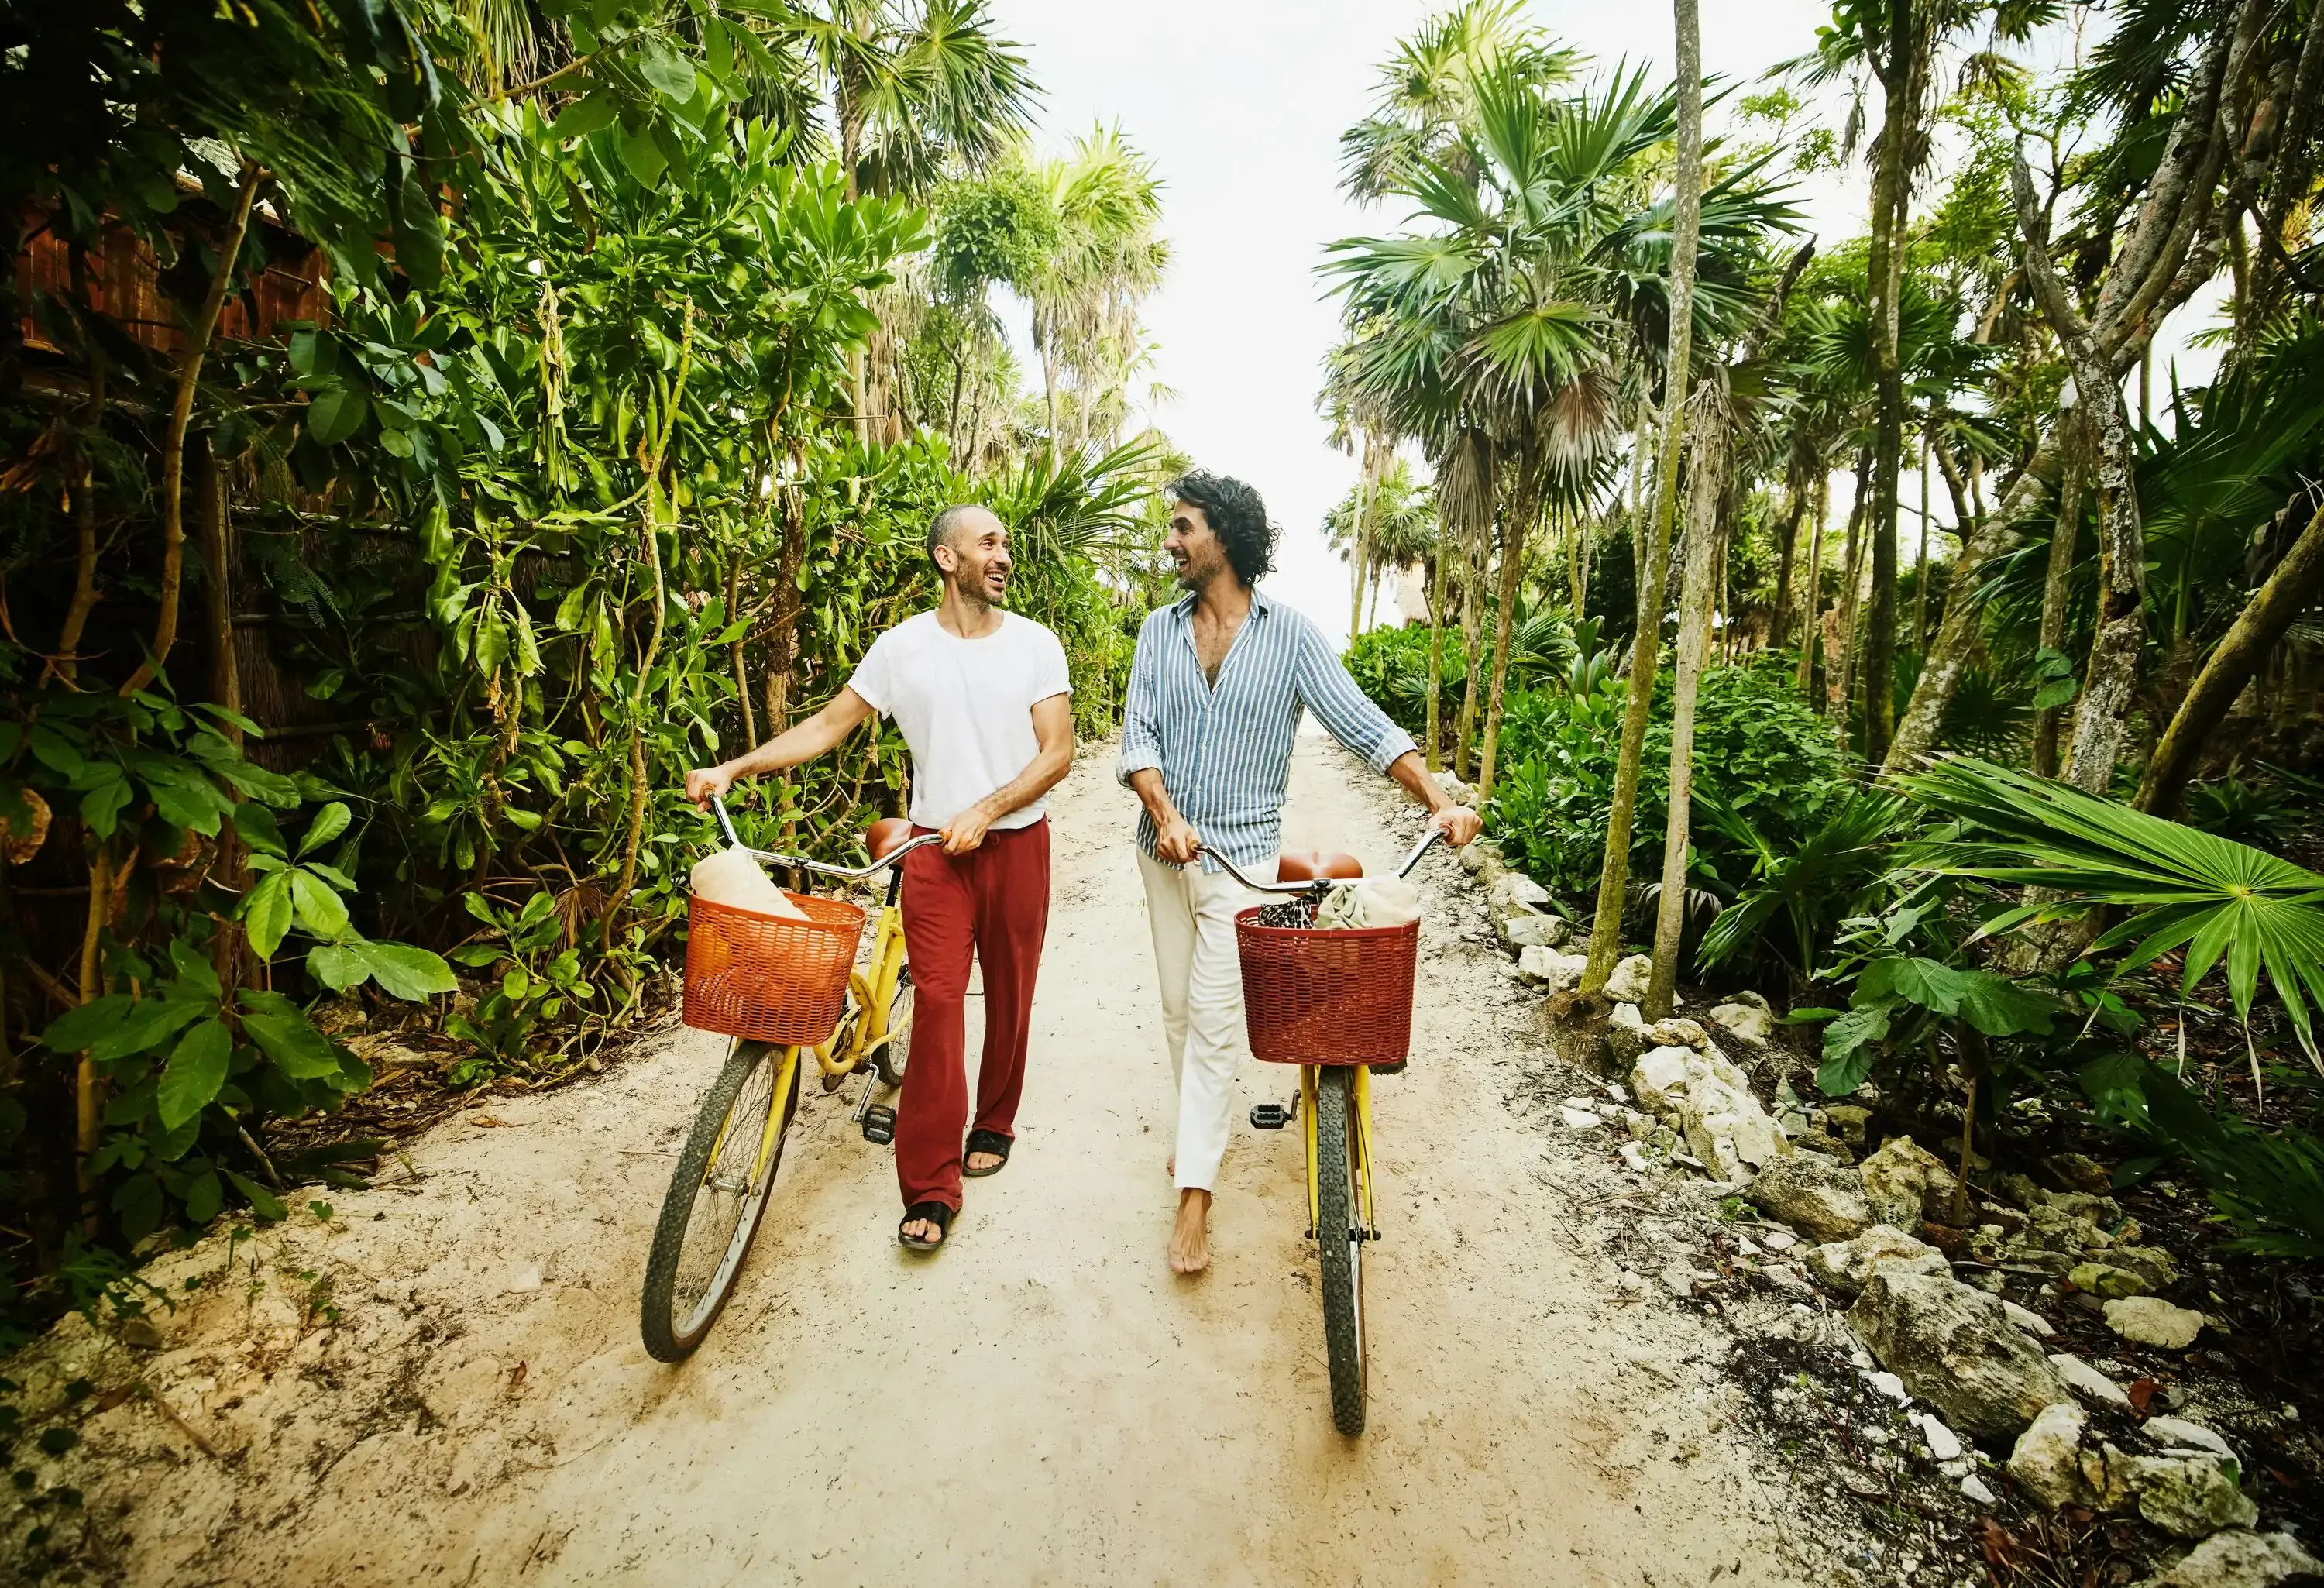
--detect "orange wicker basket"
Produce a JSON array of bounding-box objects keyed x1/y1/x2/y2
[
  {"x1": 682, "y1": 892, "x2": 866, "y2": 1045},
  {"x1": 1233, "y1": 909, "x2": 1420, "y2": 1066}
]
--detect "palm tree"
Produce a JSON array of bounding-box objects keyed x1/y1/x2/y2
[
  {"x1": 1323, "y1": 457, "x2": 1437, "y2": 632},
  {"x1": 1027, "y1": 126, "x2": 1169, "y2": 453},
  {"x1": 1326, "y1": 59, "x2": 1697, "y2": 800}
]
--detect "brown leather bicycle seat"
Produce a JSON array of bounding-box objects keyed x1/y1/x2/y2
[
  {"x1": 1276, "y1": 849, "x2": 1363, "y2": 882},
  {"x1": 865, "y1": 817, "x2": 916, "y2": 863}
]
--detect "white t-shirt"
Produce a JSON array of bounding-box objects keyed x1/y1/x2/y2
[{"x1": 846, "y1": 610, "x2": 1071, "y2": 830}]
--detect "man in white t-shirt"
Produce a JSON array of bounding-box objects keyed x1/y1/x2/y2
[{"x1": 686, "y1": 504, "x2": 1073, "y2": 1253}]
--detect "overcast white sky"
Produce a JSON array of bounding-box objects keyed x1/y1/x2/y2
[{"x1": 992, "y1": 1, "x2": 2200, "y2": 648}]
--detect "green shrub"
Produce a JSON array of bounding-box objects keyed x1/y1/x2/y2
[
  {"x1": 1343, "y1": 624, "x2": 1467, "y2": 738},
  {"x1": 1484, "y1": 661, "x2": 1851, "y2": 907}
]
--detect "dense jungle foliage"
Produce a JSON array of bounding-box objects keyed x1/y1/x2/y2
[
  {"x1": 1328, "y1": 2, "x2": 2324, "y2": 1261},
  {"x1": 0, "y1": 0, "x2": 1176, "y2": 1332}
]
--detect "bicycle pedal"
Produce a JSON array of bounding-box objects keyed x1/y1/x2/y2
[
  {"x1": 861, "y1": 1104, "x2": 896, "y2": 1146},
  {"x1": 1248, "y1": 1102, "x2": 1292, "y2": 1131}
]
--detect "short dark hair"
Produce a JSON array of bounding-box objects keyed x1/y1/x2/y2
[
  {"x1": 1167, "y1": 471, "x2": 1276, "y2": 586},
  {"x1": 926, "y1": 502, "x2": 988, "y2": 568}
]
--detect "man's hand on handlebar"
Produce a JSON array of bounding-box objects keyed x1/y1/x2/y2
[
  {"x1": 1153, "y1": 809, "x2": 1201, "y2": 866},
  {"x1": 684, "y1": 765, "x2": 735, "y2": 810},
  {"x1": 940, "y1": 799, "x2": 997, "y2": 855},
  {"x1": 1430, "y1": 803, "x2": 1483, "y2": 847}
]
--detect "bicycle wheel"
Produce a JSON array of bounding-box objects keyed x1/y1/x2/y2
[
  {"x1": 640, "y1": 1039, "x2": 800, "y2": 1363},
  {"x1": 1313, "y1": 1065, "x2": 1368, "y2": 1435},
  {"x1": 873, "y1": 967, "x2": 914, "y2": 1087}
]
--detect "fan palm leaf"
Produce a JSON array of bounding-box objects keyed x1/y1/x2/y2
[{"x1": 1903, "y1": 757, "x2": 2324, "y2": 1067}]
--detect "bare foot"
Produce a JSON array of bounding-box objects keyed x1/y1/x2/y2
[
  {"x1": 901, "y1": 1214, "x2": 946, "y2": 1247},
  {"x1": 1169, "y1": 1188, "x2": 1212, "y2": 1274},
  {"x1": 967, "y1": 1149, "x2": 1004, "y2": 1174}
]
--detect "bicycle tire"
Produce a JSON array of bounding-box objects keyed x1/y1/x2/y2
[
  {"x1": 639, "y1": 1040, "x2": 799, "y2": 1363},
  {"x1": 873, "y1": 968, "x2": 914, "y2": 1088},
  {"x1": 1314, "y1": 1066, "x2": 1368, "y2": 1435}
]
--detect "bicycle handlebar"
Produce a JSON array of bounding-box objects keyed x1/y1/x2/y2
[
  {"x1": 706, "y1": 794, "x2": 944, "y2": 880},
  {"x1": 1202, "y1": 827, "x2": 1449, "y2": 894}
]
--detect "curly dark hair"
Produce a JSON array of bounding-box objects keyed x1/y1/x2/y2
[{"x1": 1167, "y1": 470, "x2": 1276, "y2": 586}]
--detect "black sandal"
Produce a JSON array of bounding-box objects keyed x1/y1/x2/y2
[
  {"x1": 898, "y1": 1201, "x2": 954, "y2": 1253},
  {"x1": 962, "y1": 1129, "x2": 1012, "y2": 1178}
]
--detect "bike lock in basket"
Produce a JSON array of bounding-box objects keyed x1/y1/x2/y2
[
  {"x1": 683, "y1": 892, "x2": 865, "y2": 1044},
  {"x1": 1234, "y1": 911, "x2": 1419, "y2": 1067}
]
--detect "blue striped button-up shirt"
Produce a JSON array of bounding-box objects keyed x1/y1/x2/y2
[{"x1": 1116, "y1": 589, "x2": 1418, "y2": 872}]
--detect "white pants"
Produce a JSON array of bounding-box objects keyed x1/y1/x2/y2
[{"x1": 1137, "y1": 849, "x2": 1277, "y2": 1193}]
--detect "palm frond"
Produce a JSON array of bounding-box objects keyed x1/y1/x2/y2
[{"x1": 1903, "y1": 757, "x2": 2324, "y2": 1068}]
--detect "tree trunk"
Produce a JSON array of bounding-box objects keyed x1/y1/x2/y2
[
  {"x1": 75, "y1": 844, "x2": 112, "y2": 1233},
  {"x1": 1769, "y1": 482, "x2": 1805, "y2": 650},
  {"x1": 121, "y1": 163, "x2": 261, "y2": 699},
  {"x1": 1646, "y1": 417, "x2": 1725, "y2": 1018},
  {"x1": 1582, "y1": 0, "x2": 1703, "y2": 996},
  {"x1": 1912, "y1": 431, "x2": 1934, "y2": 649},
  {"x1": 1794, "y1": 473, "x2": 1828, "y2": 693},
  {"x1": 1825, "y1": 462, "x2": 1869, "y2": 720},
  {"x1": 2137, "y1": 497, "x2": 2324, "y2": 815},
  {"x1": 2009, "y1": 157, "x2": 2149, "y2": 796},
  {"x1": 1886, "y1": 432, "x2": 2059, "y2": 771},
  {"x1": 1858, "y1": 0, "x2": 1917, "y2": 768},
  {"x1": 1566, "y1": 505, "x2": 1588, "y2": 616},
  {"x1": 1476, "y1": 496, "x2": 1533, "y2": 805},
  {"x1": 1425, "y1": 534, "x2": 1450, "y2": 773},
  {"x1": 1349, "y1": 430, "x2": 1377, "y2": 640},
  {"x1": 1453, "y1": 523, "x2": 1487, "y2": 781},
  {"x1": 2031, "y1": 411, "x2": 2085, "y2": 778}
]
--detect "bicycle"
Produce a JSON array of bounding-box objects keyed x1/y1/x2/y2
[
  {"x1": 1207, "y1": 828, "x2": 1446, "y2": 1436},
  {"x1": 638, "y1": 797, "x2": 942, "y2": 1363}
]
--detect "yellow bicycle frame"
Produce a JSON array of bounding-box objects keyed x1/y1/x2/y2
[
  {"x1": 1300, "y1": 1064, "x2": 1377, "y2": 1238},
  {"x1": 809, "y1": 899, "x2": 909, "y2": 1081}
]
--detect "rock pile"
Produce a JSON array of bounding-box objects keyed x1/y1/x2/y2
[{"x1": 1442, "y1": 835, "x2": 2295, "y2": 1574}]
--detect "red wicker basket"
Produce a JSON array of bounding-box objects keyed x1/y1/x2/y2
[
  {"x1": 1234, "y1": 908, "x2": 1420, "y2": 1066},
  {"x1": 682, "y1": 892, "x2": 866, "y2": 1045}
]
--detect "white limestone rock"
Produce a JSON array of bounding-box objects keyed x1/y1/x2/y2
[
  {"x1": 1859, "y1": 1134, "x2": 1963, "y2": 1229},
  {"x1": 1518, "y1": 945, "x2": 1590, "y2": 992},
  {"x1": 2133, "y1": 1530, "x2": 2323, "y2": 1588},
  {"x1": 1602, "y1": 953, "x2": 1654, "y2": 1005},
  {"x1": 1745, "y1": 1153, "x2": 1875, "y2": 1244},
  {"x1": 1497, "y1": 909, "x2": 1568, "y2": 951},
  {"x1": 1707, "y1": 999, "x2": 1777, "y2": 1049},
  {"x1": 2049, "y1": 1353, "x2": 2133, "y2": 1411},
  {"x1": 2144, "y1": 1418, "x2": 2236, "y2": 1462},
  {"x1": 1805, "y1": 1225, "x2": 1948, "y2": 1299},
  {"x1": 2003, "y1": 1299, "x2": 2057, "y2": 1339},
  {"x1": 1604, "y1": 1002, "x2": 1650, "y2": 1066},
  {"x1": 1850, "y1": 1270, "x2": 2073, "y2": 1438},
  {"x1": 2106, "y1": 1296, "x2": 2208, "y2": 1350}
]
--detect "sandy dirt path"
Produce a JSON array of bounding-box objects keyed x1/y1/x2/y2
[{"x1": 30, "y1": 733, "x2": 1813, "y2": 1586}]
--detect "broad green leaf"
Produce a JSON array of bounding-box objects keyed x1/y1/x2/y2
[
  {"x1": 89, "y1": 997, "x2": 208, "y2": 1063},
  {"x1": 352, "y1": 940, "x2": 458, "y2": 1001},
  {"x1": 235, "y1": 799, "x2": 288, "y2": 854},
  {"x1": 619, "y1": 122, "x2": 668, "y2": 187},
  {"x1": 306, "y1": 386, "x2": 369, "y2": 446},
  {"x1": 222, "y1": 1169, "x2": 286, "y2": 1222},
  {"x1": 288, "y1": 868, "x2": 352, "y2": 940},
  {"x1": 300, "y1": 802, "x2": 352, "y2": 857},
  {"x1": 184, "y1": 1169, "x2": 224, "y2": 1225},
  {"x1": 306, "y1": 942, "x2": 368, "y2": 992},
  {"x1": 156, "y1": 1019, "x2": 232, "y2": 1129},
  {"x1": 1817, "y1": 999, "x2": 1892, "y2": 1097},
  {"x1": 634, "y1": 38, "x2": 697, "y2": 101},
  {"x1": 1952, "y1": 971, "x2": 2060, "y2": 1038},
  {"x1": 242, "y1": 871, "x2": 295, "y2": 957},
  {"x1": 551, "y1": 92, "x2": 619, "y2": 142},
  {"x1": 42, "y1": 995, "x2": 135, "y2": 1054},
  {"x1": 242, "y1": 1011, "x2": 347, "y2": 1081}
]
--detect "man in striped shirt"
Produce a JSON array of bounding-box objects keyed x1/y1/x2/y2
[{"x1": 1119, "y1": 471, "x2": 1480, "y2": 1275}]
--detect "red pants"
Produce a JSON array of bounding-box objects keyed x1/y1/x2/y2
[{"x1": 896, "y1": 819, "x2": 1050, "y2": 1210}]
